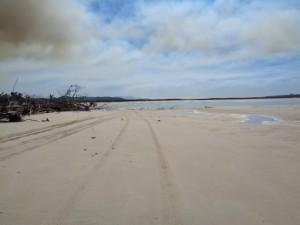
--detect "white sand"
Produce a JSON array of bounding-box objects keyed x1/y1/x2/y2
[{"x1": 0, "y1": 107, "x2": 299, "y2": 225}]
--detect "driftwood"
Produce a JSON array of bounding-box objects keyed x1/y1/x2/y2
[{"x1": 0, "y1": 92, "x2": 95, "y2": 122}]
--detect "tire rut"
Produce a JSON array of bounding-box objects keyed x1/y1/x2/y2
[
  {"x1": 55, "y1": 116, "x2": 129, "y2": 225},
  {"x1": 0, "y1": 117, "x2": 96, "y2": 144},
  {"x1": 0, "y1": 116, "x2": 115, "y2": 162},
  {"x1": 136, "y1": 112, "x2": 183, "y2": 225}
]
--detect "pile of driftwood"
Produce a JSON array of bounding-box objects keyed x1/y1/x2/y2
[{"x1": 0, "y1": 91, "x2": 95, "y2": 122}]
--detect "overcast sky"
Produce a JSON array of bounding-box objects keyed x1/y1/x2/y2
[{"x1": 0, "y1": 0, "x2": 299, "y2": 98}]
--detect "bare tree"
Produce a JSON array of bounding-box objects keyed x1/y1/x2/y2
[{"x1": 65, "y1": 85, "x2": 81, "y2": 99}]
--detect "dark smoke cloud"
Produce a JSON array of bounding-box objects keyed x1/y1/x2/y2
[{"x1": 0, "y1": 0, "x2": 90, "y2": 59}]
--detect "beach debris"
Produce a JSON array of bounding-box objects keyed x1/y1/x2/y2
[
  {"x1": 91, "y1": 136, "x2": 96, "y2": 139},
  {"x1": 0, "y1": 85, "x2": 96, "y2": 122},
  {"x1": 42, "y1": 118, "x2": 50, "y2": 122},
  {"x1": 157, "y1": 119, "x2": 161, "y2": 122},
  {"x1": 91, "y1": 152, "x2": 98, "y2": 157},
  {"x1": 83, "y1": 148, "x2": 87, "y2": 151},
  {"x1": 25, "y1": 119, "x2": 40, "y2": 122}
]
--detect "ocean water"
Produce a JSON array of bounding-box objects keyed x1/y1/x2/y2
[{"x1": 99, "y1": 98, "x2": 300, "y2": 110}]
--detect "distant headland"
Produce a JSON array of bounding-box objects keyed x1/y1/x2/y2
[{"x1": 79, "y1": 94, "x2": 300, "y2": 103}]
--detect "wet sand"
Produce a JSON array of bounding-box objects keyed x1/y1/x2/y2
[{"x1": 0, "y1": 107, "x2": 299, "y2": 225}]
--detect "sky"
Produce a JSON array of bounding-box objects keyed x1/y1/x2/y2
[{"x1": 0, "y1": 0, "x2": 300, "y2": 98}]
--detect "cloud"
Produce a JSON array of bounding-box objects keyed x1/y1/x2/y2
[
  {"x1": 241, "y1": 9, "x2": 300, "y2": 54},
  {"x1": 2, "y1": 0, "x2": 299, "y2": 62},
  {"x1": 0, "y1": 0, "x2": 300, "y2": 97},
  {"x1": 141, "y1": 1, "x2": 300, "y2": 59},
  {"x1": 0, "y1": 0, "x2": 93, "y2": 60}
]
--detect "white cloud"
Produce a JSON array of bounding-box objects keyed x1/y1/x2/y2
[
  {"x1": 241, "y1": 9, "x2": 300, "y2": 54},
  {"x1": 140, "y1": 1, "x2": 300, "y2": 59},
  {"x1": 1, "y1": 0, "x2": 300, "y2": 97}
]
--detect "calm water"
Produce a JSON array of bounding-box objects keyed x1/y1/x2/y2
[
  {"x1": 99, "y1": 98, "x2": 300, "y2": 110},
  {"x1": 244, "y1": 115, "x2": 278, "y2": 125}
]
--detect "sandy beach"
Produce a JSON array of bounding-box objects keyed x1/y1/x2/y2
[{"x1": 0, "y1": 107, "x2": 299, "y2": 225}]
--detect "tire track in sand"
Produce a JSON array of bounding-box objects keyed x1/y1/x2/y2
[
  {"x1": 0, "y1": 117, "x2": 96, "y2": 144},
  {"x1": 55, "y1": 116, "x2": 129, "y2": 225},
  {"x1": 136, "y1": 112, "x2": 183, "y2": 225},
  {"x1": 0, "y1": 116, "x2": 115, "y2": 162}
]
